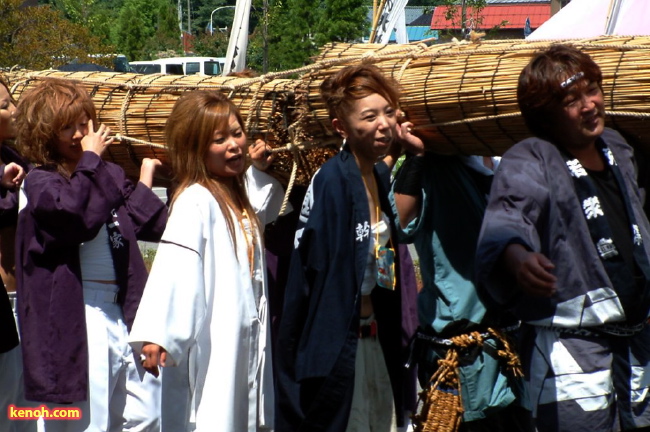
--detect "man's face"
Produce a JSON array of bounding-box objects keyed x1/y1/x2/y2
[{"x1": 548, "y1": 79, "x2": 605, "y2": 150}]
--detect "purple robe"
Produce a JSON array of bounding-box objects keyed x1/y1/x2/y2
[{"x1": 16, "y1": 151, "x2": 167, "y2": 403}]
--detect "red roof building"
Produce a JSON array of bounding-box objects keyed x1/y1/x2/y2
[{"x1": 431, "y1": 3, "x2": 551, "y2": 31}]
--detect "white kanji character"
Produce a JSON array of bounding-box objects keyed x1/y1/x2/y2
[
  {"x1": 583, "y1": 196, "x2": 604, "y2": 220},
  {"x1": 602, "y1": 148, "x2": 616, "y2": 166},
  {"x1": 566, "y1": 159, "x2": 587, "y2": 178},
  {"x1": 110, "y1": 232, "x2": 124, "y2": 249},
  {"x1": 356, "y1": 221, "x2": 370, "y2": 242},
  {"x1": 596, "y1": 238, "x2": 618, "y2": 259},
  {"x1": 633, "y1": 224, "x2": 643, "y2": 246}
]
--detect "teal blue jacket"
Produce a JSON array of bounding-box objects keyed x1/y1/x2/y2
[{"x1": 391, "y1": 154, "x2": 523, "y2": 421}]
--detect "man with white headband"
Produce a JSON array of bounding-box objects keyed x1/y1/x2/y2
[{"x1": 475, "y1": 44, "x2": 650, "y2": 431}]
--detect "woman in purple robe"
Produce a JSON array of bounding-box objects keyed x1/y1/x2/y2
[{"x1": 14, "y1": 79, "x2": 167, "y2": 432}]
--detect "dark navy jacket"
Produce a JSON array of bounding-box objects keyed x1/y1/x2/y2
[
  {"x1": 275, "y1": 146, "x2": 417, "y2": 431},
  {"x1": 16, "y1": 152, "x2": 167, "y2": 403}
]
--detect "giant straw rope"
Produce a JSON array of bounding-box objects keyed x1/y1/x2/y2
[{"x1": 6, "y1": 35, "x2": 650, "y2": 192}]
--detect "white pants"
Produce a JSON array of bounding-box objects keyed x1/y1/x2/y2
[
  {"x1": 0, "y1": 292, "x2": 39, "y2": 432},
  {"x1": 40, "y1": 283, "x2": 161, "y2": 432},
  {"x1": 346, "y1": 315, "x2": 397, "y2": 432}
]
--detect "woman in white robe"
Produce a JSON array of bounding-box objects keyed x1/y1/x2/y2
[{"x1": 129, "y1": 90, "x2": 274, "y2": 432}]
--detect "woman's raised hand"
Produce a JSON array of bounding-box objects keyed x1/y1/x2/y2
[
  {"x1": 139, "y1": 158, "x2": 163, "y2": 188},
  {"x1": 81, "y1": 119, "x2": 113, "y2": 157},
  {"x1": 1, "y1": 162, "x2": 25, "y2": 190},
  {"x1": 396, "y1": 121, "x2": 426, "y2": 157},
  {"x1": 249, "y1": 139, "x2": 274, "y2": 171}
]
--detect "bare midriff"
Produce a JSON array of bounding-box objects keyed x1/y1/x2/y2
[
  {"x1": 85, "y1": 280, "x2": 118, "y2": 285},
  {"x1": 360, "y1": 294, "x2": 374, "y2": 318}
]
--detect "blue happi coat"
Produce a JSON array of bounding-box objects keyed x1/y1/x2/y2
[
  {"x1": 476, "y1": 128, "x2": 650, "y2": 326},
  {"x1": 476, "y1": 128, "x2": 650, "y2": 430},
  {"x1": 275, "y1": 146, "x2": 417, "y2": 431}
]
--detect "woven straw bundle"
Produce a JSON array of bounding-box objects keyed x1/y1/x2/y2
[
  {"x1": 6, "y1": 35, "x2": 650, "y2": 186},
  {"x1": 412, "y1": 347, "x2": 463, "y2": 432},
  {"x1": 6, "y1": 69, "x2": 338, "y2": 185},
  {"x1": 412, "y1": 328, "x2": 522, "y2": 432},
  {"x1": 304, "y1": 35, "x2": 650, "y2": 157}
]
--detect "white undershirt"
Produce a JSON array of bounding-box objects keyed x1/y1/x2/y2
[
  {"x1": 241, "y1": 216, "x2": 263, "y2": 308},
  {"x1": 80, "y1": 226, "x2": 117, "y2": 281}
]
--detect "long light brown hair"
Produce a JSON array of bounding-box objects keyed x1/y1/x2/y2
[{"x1": 165, "y1": 90, "x2": 258, "y2": 249}]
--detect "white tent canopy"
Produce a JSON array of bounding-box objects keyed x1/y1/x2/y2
[{"x1": 527, "y1": 0, "x2": 650, "y2": 40}]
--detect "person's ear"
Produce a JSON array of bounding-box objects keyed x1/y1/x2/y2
[{"x1": 332, "y1": 118, "x2": 347, "y2": 139}]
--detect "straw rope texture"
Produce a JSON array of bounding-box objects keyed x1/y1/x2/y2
[
  {"x1": 412, "y1": 327, "x2": 523, "y2": 432},
  {"x1": 5, "y1": 69, "x2": 338, "y2": 186},
  {"x1": 6, "y1": 35, "x2": 650, "y2": 187},
  {"x1": 305, "y1": 35, "x2": 650, "y2": 157}
]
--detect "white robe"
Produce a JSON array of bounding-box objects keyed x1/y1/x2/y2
[
  {"x1": 245, "y1": 165, "x2": 292, "y2": 226},
  {"x1": 129, "y1": 184, "x2": 274, "y2": 432}
]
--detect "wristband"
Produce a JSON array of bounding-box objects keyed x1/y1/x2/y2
[{"x1": 394, "y1": 154, "x2": 425, "y2": 196}]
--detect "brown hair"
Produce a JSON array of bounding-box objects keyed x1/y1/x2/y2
[
  {"x1": 165, "y1": 90, "x2": 258, "y2": 249},
  {"x1": 517, "y1": 44, "x2": 603, "y2": 139},
  {"x1": 15, "y1": 79, "x2": 97, "y2": 175},
  {"x1": 320, "y1": 63, "x2": 401, "y2": 126}
]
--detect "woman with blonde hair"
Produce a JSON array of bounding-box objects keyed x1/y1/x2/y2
[
  {"x1": 15, "y1": 78, "x2": 167, "y2": 432},
  {"x1": 129, "y1": 90, "x2": 275, "y2": 432}
]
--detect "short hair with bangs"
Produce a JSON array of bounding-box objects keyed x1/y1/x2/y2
[
  {"x1": 16, "y1": 79, "x2": 97, "y2": 171},
  {"x1": 320, "y1": 63, "x2": 401, "y2": 127},
  {"x1": 517, "y1": 44, "x2": 603, "y2": 139}
]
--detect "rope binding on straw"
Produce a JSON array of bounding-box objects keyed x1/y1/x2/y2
[{"x1": 412, "y1": 327, "x2": 523, "y2": 432}]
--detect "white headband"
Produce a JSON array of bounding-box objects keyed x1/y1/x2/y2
[{"x1": 560, "y1": 71, "x2": 584, "y2": 88}]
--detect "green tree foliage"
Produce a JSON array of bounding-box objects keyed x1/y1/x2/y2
[
  {"x1": 267, "y1": 0, "x2": 366, "y2": 72},
  {"x1": 267, "y1": 0, "x2": 314, "y2": 71},
  {"x1": 42, "y1": 0, "x2": 119, "y2": 43},
  {"x1": 115, "y1": 1, "x2": 150, "y2": 59},
  {"x1": 0, "y1": 0, "x2": 111, "y2": 70},
  {"x1": 193, "y1": 0, "x2": 232, "y2": 35},
  {"x1": 90, "y1": 6, "x2": 121, "y2": 44},
  {"x1": 191, "y1": 31, "x2": 229, "y2": 58},
  {"x1": 141, "y1": 1, "x2": 183, "y2": 57},
  {"x1": 51, "y1": 0, "x2": 103, "y2": 24},
  {"x1": 36, "y1": 0, "x2": 182, "y2": 61},
  {"x1": 14, "y1": 0, "x2": 383, "y2": 72},
  {"x1": 402, "y1": 0, "x2": 450, "y2": 6},
  {"x1": 246, "y1": 26, "x2": 265, "y2": 73},
  {"x1": 115, "y1": 0, "x2": 182, "y2": 60},
  {"x1": 314, "y1": 0, "x2": 366, "y2": 46}
]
